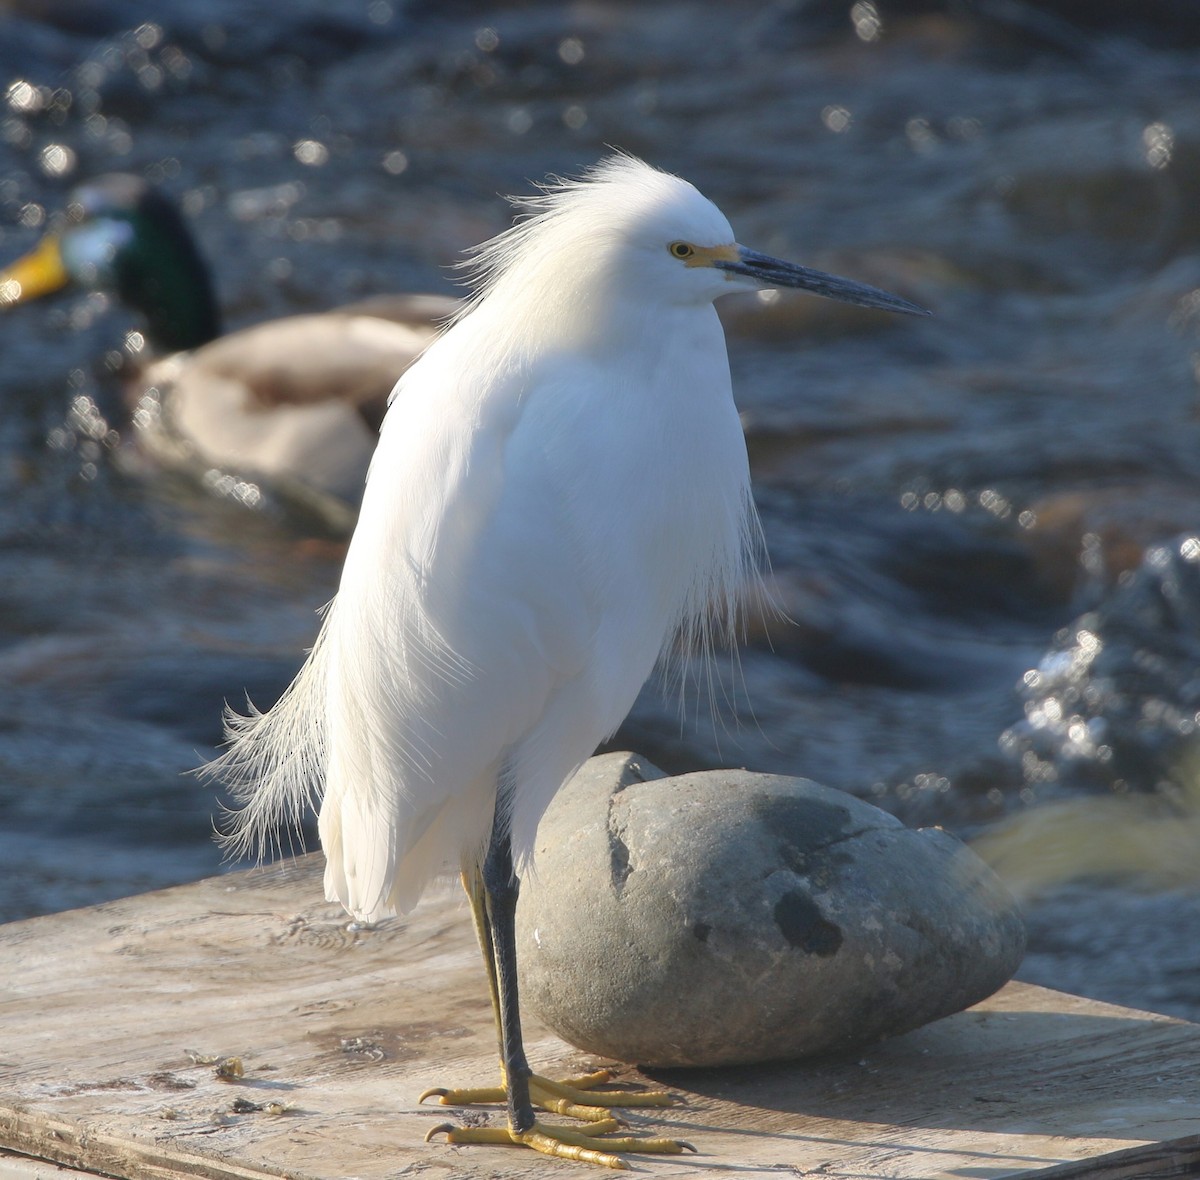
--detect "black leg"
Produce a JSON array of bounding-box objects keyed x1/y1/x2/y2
[
  {"x1": 481, "y1": 821, "x2": 536, "y2": 1134},
  {"x1": 420, "y1": 804, "x2": 691, "y2": 1162}
]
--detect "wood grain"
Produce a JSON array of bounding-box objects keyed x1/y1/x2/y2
[{"x1": 3, "y1": 856, "x2": 1200, "y2": 1178}]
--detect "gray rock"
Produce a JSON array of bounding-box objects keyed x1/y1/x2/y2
[{"x1": 517, "y1": 752, "x2": 1025, "y2": 1068}]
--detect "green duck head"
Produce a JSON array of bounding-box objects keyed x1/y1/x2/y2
[{"x1": 0, "y1": 173, "x2": 222, "y2": 354}]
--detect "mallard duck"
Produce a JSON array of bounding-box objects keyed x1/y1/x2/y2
[{"x1": 0, "y1": 173, "x2": 457, "y2": 516}]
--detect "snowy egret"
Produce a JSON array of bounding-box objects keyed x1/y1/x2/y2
[
  {"x1": 0, "y1": 174, "x2": 457, "y2": 510},
  {"x1": 210, "y1": 155, "x2": 927, "y2": 1166}
]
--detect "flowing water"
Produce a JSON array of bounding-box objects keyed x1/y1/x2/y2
[{"x1": 3, "y1": 0, "x2": 1200, "y2": 1019}]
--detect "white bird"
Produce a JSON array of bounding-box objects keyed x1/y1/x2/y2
[{"x1": 210, "y1": 155, "x2": 926, "y2": 1167}]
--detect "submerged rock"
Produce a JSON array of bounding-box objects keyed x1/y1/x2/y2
[
  {"x1": 517, "y1": 752, "x2": 1024, "y2": 1068},
  {"x1": 1002, "y1": 531, "x2": 1200, "y2": 798}
]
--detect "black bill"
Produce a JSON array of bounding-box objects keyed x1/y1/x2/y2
[{"x1": 716, "y1": 246, "x2": 930, "y2": 317}]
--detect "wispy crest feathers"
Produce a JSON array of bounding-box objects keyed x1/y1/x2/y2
[{"x1": 454, "y1": 154, "x2": 689, "y2": 308}]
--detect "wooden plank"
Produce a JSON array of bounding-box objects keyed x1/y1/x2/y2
[
  {"x1": 2, "y1": 856, "x2": 1200, "y2": 1179},
  {"x1": 0, "y1": 1149, "x2": 108, "y2": 1180},
  {"x1": 1017, "y1": 1134, "x2": 1200, "y2": 1179}
]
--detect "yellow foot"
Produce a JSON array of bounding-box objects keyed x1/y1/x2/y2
[
  {"x1": 420, "y1": 1069, "x2": 674, "y2": 1122},
  {"x1": 426, "y1": 1118, "x2": 696, "y2": 1169}
]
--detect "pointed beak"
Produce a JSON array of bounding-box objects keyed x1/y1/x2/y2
[
  {"x1": 0, "y1": 233, "x2": 70, "y2": 308},
  {"x1": 714, "y1": 246, "x2": 930, "y2": 317}
]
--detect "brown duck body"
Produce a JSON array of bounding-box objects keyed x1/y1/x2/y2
[
  {"x1": 132, "y1": 295, "x2": 456, "y2": 509},
  {"x1": 0, "y1": 174, "x2": 457, "y2": 517}
]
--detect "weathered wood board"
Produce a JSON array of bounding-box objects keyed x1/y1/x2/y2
[{"x1": 3, "y1": 856, "x2": 1200, "y2": 1180}]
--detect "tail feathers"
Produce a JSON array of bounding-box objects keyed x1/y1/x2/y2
[
  {"x1": 318, "y1": 784, "x2": 397, "y2": 922},
  {"x1": 384, "y1": 788, "x2": 489, "y2": 914},
  {"x1": 320, "y1": 774, "x2": 496, "y2": 922},
  {"x1": 204, "y1": 623, "x2": 330, "y2": 864}
]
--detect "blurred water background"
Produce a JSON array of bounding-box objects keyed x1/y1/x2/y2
[{"x1": 2, "y1": 0, "x2": 1200, "y2": 1020}]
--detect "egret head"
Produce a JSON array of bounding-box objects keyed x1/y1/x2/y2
[{"x1": 465, "y1": 155, "x2": 927, "y2": 320}]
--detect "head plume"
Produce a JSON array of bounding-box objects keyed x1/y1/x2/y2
[{"x1": 456, "y1": 155, "x2": 731, "y2": 311}]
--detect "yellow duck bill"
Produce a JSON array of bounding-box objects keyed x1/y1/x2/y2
[{"x1": 0, "y1": 233, "x2": 69, "y2": 306}]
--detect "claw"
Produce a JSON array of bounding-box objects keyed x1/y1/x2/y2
[
  {"x1": 420, "y1": 1071, "x2": 673, "y2": 1118},
  {"x1": 425, "y1": 1116, "x2": 692, "y2": 1163},
  {"x1": 424, "y1": 1118, "x2": 691, "y2": 1167},
  {"x1": 420, "y1": 1070, "x2": 690, "y2": 1165},
  {"x1": 420, "y1": 1082, "x2": 506, "y2": 1105}
]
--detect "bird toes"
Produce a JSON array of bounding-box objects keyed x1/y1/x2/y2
[{"x1": 425, "y1": 1117, "x2": 692, "y2": 1168}]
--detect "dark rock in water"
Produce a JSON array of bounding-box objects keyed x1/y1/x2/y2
[
  {"x1": 1021, "y1": 486, "x2": 1200, "y2": 599},
  {"x1": 517, "y1": 753, "x2": 1025, "y2": 1068},
  {"x1": 1003, "y1": 532, "x2": 1200, "y2": 797}
]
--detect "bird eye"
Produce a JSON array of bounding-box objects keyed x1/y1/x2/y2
[{"x1": 668, "y1": 241, "x2": 695, "y2": 260}]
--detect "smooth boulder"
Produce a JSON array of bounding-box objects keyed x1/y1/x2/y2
[{"x1": 517, "y1": 752, "x2": 1025, "y2": 1068}]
